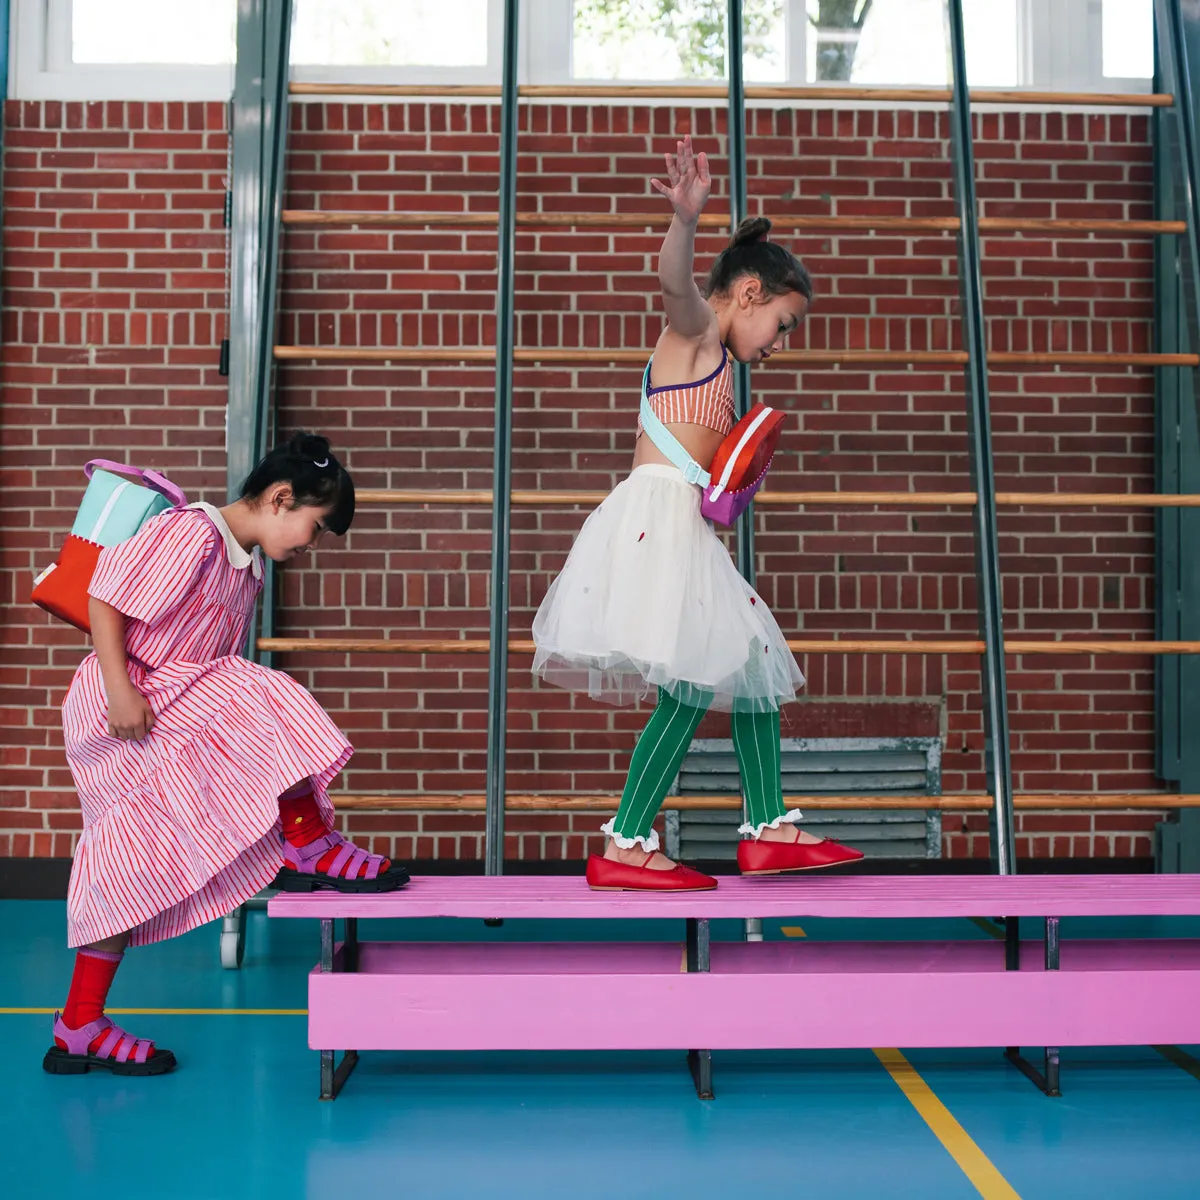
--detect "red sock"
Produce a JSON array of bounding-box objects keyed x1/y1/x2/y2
[
  {"x1": 57, "y1": 948, "x2": 153, "y2": 1058},
  {"x1": 278, "y1": 780, "x2": 327, "y2": 845},
  {"x1": 279, "y1": 781, "x2": 390, "y2": 879}
]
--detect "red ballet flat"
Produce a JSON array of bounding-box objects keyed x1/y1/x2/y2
[
  {"x1": 586, "y1": 852, "x2": 718, "y2": 892},
  {"x1": 737, "y1": 835, "x2": 864, "y2": 875}
]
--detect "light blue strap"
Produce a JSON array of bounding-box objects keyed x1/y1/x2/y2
[{"x1": 639, "y1": 362, "x2": 711, "y2": 488}]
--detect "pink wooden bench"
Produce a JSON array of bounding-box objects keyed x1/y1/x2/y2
[{"x1": 267, "y1": 874, "x2": 1200, "y2": 1100}]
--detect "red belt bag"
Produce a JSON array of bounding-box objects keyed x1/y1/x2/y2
[{"x1": 639, "y1": 362, "x2": 786, "y2": 526}]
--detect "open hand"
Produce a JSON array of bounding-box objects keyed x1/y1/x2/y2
[
  {"x1": 651, "y1": 135, "x2": 711, "y2": 224},
  {"x1": 108, "y1": 685, "x2": 155, "y2": 741}
]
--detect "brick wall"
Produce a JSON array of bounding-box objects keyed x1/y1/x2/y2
[{"x1": 0, "y1": 98, "x2": 1167, "y2": 864}]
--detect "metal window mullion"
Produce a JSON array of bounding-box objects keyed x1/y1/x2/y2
[
  {"x1": 726, "y1": 0, "x2": 754, "y2": 588},
  {"x1": 1154, "y1": 13, "x2": 1182, "y2": 788},
  {"x1": 1, "y1": 0, "x2": 10, "y2": 165},
  {"x1": 230, "y1": 0, "x2": 292, "y2": 667},
  {"x1": 1155, "y1": 0, "x2": 1200, "y2": 869},
  {"x1": 254, "y1": 0, "x2": 293, "y2": 660},
  {"x1": 1158, "y1": 0, "x2": 1200, "y2": 363},
  {"x1": 946, "y1": 0, "x2": 1016, "y2": 875},
  {"x1": 484, "y1": 0, "x2": 520, "y2": 877}
]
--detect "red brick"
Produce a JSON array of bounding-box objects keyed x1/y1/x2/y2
[{"x1": 0, "y1": 98, "x2": 1161, "y2": 863}]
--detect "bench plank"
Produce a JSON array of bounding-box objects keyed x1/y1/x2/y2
[
  {"x1": 269, "y1": 873, "x2": 1200, "y2": 921},
  {"x1": 305, "y1": 939, "x2": 1200, "y2": 1052}
]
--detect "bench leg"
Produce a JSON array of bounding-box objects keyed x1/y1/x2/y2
[
  {"x1": 316, "y1": 917, "x2": 361, "y2": 1101},
  {"x1": 320, "y1": 1049, "x2": 360, "y2": 1100},
  {"x1": 1003, "y1": 916, "x2": 1062, "y2": 1097},
  {"x1": 687, "y1": 1049, "x2": 714, "y2": 1100},
  {"x1": 685, "y1": 918, "x2": 715, "y2": 1099},
  {"x1": 1005, "y1": 1046, "x2": 1061, "y2": 1097}
]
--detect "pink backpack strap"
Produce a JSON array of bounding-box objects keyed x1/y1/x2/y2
[{"x1": 85, "y1": 459, "x2": 187, "y2": 508}]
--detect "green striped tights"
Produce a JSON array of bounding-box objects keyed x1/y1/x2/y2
[{"x1": 603, "y1": 688, "x2": 796, "y2": 849}]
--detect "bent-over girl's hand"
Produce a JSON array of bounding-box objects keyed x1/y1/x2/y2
[
  {"x1": 651, "y1": 135, "x2": 711, "y2": 225},
  {"x1": 108, "y1": 685, "x2": 155, "y2": 741}
]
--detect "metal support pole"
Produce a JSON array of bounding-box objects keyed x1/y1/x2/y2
[
  {"x1": 1042, "y1": 916, "x2": 1061, "y2": 1095},
  {"x1": 230, "y1": 0, "x2": 293, "y2": 669},
  {"x1": 726, "y1": 0, "x2": 764, "y2": 943},
  {"x1": 229, "y1": 0, "x2": 293, "y2": 499},
  {"x1": 685, "y1": 917, "x2": 711, "y2": 971},
  {"x1": 317, "y1": 916, "x2": 358, "y2": 1099},
  {"x1": 1003, "y1": 914, "x2": 1019, "y2": 1062},
  {"x1": 1003, "y1": 915, "x2": 1061, "y2": 1096},
  {"x1": 1154, "y1": 0, "x2": 1200, "y2": 869},
  {"x1": 946, "y1": 0, "x2": 1016, "y2": 874},
  {"x1": 320, "y1": 918, "x2": 334, "y2": 972},
  {"x1": 484, "y1": 0, "x2": 521, "y2": 876},
  {"x1": 685, "y1": 918, "x2": 714, "y2": 1099},
  {"x1": 1004, "y1": 915, "x2": 1020, "y2": 972},
  {"x1": 0, "y1": 0, "x2": 10, "y2": 186},
  {"x1": 1158, "y1": 0, "x2": 1200, "y2": 358},
  {"x1": 1044, "y1": 916, "x2": 1060, "y2": 970},
  {"x1": 725, "y1": 0, "x2": 755, "y2": 587}
]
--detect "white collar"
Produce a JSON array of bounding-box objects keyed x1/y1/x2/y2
[{"x1": 188, "y1": 503, "x2": 264, "y2": 580}]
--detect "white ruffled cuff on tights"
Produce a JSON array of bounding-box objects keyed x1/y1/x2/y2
[
  {"x1": 600, "y1": 817, "x2": 661, "y2": 853},
  {"x1": 738, "y1": 807, "x2": 805, "y2": 839}
]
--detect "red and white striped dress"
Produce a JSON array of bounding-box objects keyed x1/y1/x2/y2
[{"x1": 62, "y1": 503, "x2": 351, "y2": 948}]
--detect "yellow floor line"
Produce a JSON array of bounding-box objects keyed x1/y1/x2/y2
[
  {"x1": 0, "y1": 1007, "x2": 306, "y2": 1016},
  {"x1": 875, "y1": 1048, "x2": 1022, "y2": 1199},
  {"x1": 1153, "y1": 1044, "x2": 1200, "y2": 1083},
  {"x1": 969, "y1": 917, "x2": 1006, "y2": 941},
  {"x1": 780, "y1": 925, "x2": 806, "y2": 938}
]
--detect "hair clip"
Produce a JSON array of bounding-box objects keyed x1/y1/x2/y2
[{"x1": 314, "y1": 458, "x2": 329, "y2": 468}]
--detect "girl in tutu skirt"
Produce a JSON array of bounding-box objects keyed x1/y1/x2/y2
[
  {"x1": 533, "y1": 137, "x2": 863, "y2": 890},
  {"x1": 44, "y1": 433, "x2": 408, "y2": 1077}
]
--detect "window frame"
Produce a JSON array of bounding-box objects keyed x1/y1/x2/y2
[
  {"x1": 7, "y1": 0, "x2": 1154, "y2": 102},
  {"x1": 8, "y1": 0, "x2": 506, "y2": 100}
]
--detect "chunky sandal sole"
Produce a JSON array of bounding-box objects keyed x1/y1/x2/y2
[
  {"x1": 275, "y1": 864, "x2": 410, "y2": 894},
  {"x1": 42, "y1": 1046, "x2": 177, "y2": 1077}
]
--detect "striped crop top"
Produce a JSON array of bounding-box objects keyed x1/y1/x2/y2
[{"x1": 638, "y1": 344, "x2": 736, "y2": 437}]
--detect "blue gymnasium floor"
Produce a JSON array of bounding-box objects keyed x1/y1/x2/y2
[{"x1": 4, "y1": 899, "x2": 1200, "y2": 1200}]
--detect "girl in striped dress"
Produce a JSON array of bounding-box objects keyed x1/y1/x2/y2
[{"x1": 44, "y1": 433, "x2": 407, "y2": 1078}]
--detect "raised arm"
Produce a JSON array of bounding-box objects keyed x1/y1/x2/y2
[{"x1": 651, "y1": 136, "x2": 719, "y2": 341}]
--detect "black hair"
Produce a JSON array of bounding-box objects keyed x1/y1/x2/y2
[
  {"x1": 240, "y1": 432, "x2": 355, "y2": 536},
  {"x1": 703, "y1": 216, "x2": 813, "y2": 302}
]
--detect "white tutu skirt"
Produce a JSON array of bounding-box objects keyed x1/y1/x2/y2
[{"x1": 532, "y1": 464, "x2": 804, "y2": 713}]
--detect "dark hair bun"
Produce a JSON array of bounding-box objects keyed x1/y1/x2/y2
[
  {"x1": 291, "y1": 432, "x2": 332, "y2": 464},
  {"x1": 731, "y1": 216, "x2": 772, "y2": 247}
]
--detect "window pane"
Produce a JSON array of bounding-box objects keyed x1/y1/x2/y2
[
  {"x1": 72, "y1": 0, "x2": 235, "y2": 65},
  {"x1": 292, "y1": 0, "x2": 490, "y2": 67},
  {"x1": 1103, "y1": 0, "x2": 1153, "y2": 78},
  {"x1": 808, "y1": 0, "x2": 1018, "y2": 87},
  {"x1": 573, "y1": 0, "x2": 785, "y2": 82}
]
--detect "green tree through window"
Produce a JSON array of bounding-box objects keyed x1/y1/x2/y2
[
  {"x1": 574, "y1": 0, "x2": 784, "y2": 79},
  {"x1": 808, "y1": 0, "x2": 873, "y2": 81}
]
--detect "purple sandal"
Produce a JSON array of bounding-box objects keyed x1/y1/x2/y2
[
  {"x1": 277, "y1": 830, "x2": 410, "y2": 893},
  {"x1": 43, "y1": 1012, "x2": 176, "y2": 1076}
]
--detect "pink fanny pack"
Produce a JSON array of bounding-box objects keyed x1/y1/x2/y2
[{"x1": 639, "y1": 363, "x2": 786, "y2": 526}]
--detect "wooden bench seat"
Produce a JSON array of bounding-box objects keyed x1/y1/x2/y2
[{"x1": 268, "y1": 874, "x2": 1200, "y2": 1100}]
